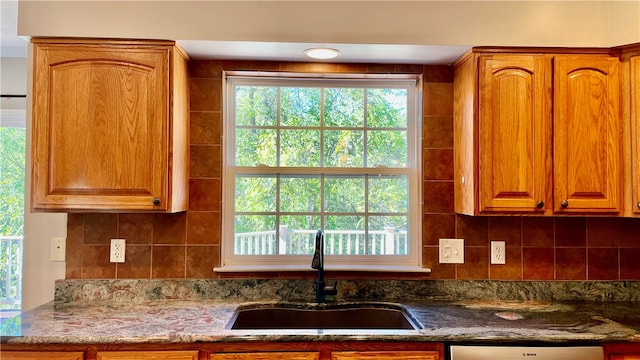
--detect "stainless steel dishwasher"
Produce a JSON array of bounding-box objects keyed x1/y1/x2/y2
[{"x1": 450, "y1": 345, "x2": 603, "y2": 360}]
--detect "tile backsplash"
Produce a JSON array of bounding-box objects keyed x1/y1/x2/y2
[{"x1": 65, "y1": 60, "x2": 640, "y2": 281}]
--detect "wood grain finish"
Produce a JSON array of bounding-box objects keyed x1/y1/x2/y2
[
  {"x1": 454, "y1": 49, "x2": 623, "y2": 215},
  {"x1": 631, "y1": 55, "x2": 640, "y2": 214},
  {"x1": 2, "y1": 352, "x2": 84, "y2": 360},
  {"x1": 30, "y1": 38, "x2": 189, "y2": 212},
  {"x1": 553, "y1": 55, "x2": 621, "y2": 213},
  {"x1": 97, "y1": 350, "x2": 199, "y2": 360},
  {"x1": 211, "y1": 353, "x2": 319, "y2": 360},
  {"x1": 478, "y1": 55, "x2": 551, "y2": 212},
  {"x1": 331, "y1": 351, "x2": 439, "y2": 360}
]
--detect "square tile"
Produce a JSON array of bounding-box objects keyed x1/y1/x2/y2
[
  {"x1": 152, "y1": 246, "x2": 186, "y2": 278},
  {"x1": 456, "y1": 246, "x2": 489, "y2": 279},
  {"x1": 555, "y1": 247, "x2": 587, "y2": 280},
  {"x1": 423, "y1": 148, "x2": 454, "y2": 180},
  {"x1": 117, "y1": 245, "x2": 151, "y2": 279},
  {"x1": 522, "y1": 217, "x2": 554, "y2": 247},
  {"x1": 422, "y1": 213, "x2": 455, "y2": 246},
  {"x1": 186, "y1": 245, "x2": 220, "y2": 278},
  {"x1": 523, "y1": 248, "x2": 554, "y2": 280},
  {"x1": 587, "y1": 248, "x2": 618, "y2": 280},
  {"x1": 118, "y1": 213, "x2": 153, "y2": 244},
  {"x1": 456, "y1": 214, "x2": 488, "y2": 247},
  {"x1": 153, "y1": 213, "x2": 187, "y2": 244},
  {"x1": 555, "y1": 217, "x2": 586, "y2": 247},
  {"x1": 489, "y1": 217, "x2": 522, "y2": 247},
  {"x1": 423, "y1": 181, "x2": 454, "y2": 213},
  {"x1": 490, "y1": 246, "x2": 522, "y2": 280}
]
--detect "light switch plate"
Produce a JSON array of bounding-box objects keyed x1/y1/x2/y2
[{"x1": 439, "y1": 238, "x2": 464, "y2": 264}]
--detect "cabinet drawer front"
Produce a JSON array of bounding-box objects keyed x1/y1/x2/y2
[
  {"x1": 332, "y1": 351, "x2": 439, "y2": 360},
  {"x1": 2, "y1": 352, "x2": 84, "y2": 360},
  {"x1": 97, "y1": 350, "x2": 198, "y2": 360},
  {"x1": 211, "y1": 352, "x2": 319, "y2": 360}
]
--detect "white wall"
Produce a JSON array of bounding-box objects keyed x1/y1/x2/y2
[
  {"x1": 17, "y1": 1, "x2": 640, "y2": 47},
  {"x1": 1, "y1": 56, "x2": 67, "y2": 311}
]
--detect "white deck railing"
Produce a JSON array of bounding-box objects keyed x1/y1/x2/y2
[
  {"x1": 1, "y1": 235, "x2": 22, "y2": 308},
  {"x1": 234, "y1": 227, "x2": 407, "y2": 255}
]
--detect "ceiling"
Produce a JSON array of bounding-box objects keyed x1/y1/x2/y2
[{"x1": 0, "y1": 0, "x2": 469, "y2": 63}]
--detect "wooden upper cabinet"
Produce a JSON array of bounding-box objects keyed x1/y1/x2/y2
[
  {"x1": 31, "y1": 38, "x2": 189, "y2": 212},
  {"x1": 454, "y1": 50, "x2": 622, "y2": 216},
  {"x1": 553, "y1": 55, "x2": 622, "y2": 214},
  {"x1": 477, "y1": 55, "x2": 552, "y2": 213},
  {"x1": 631, "y1": 55, "x2": 640, "y2": 214}
]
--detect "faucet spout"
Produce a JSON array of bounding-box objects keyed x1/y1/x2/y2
[{"x1": 311, "y1": 229, "x2": 337, "y2": 302}]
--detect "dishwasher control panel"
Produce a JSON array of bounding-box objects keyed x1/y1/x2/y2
[{"x1": 450, "y1": 345, "x2": 603, "y2": 360}]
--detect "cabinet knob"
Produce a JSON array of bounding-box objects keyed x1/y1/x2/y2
[
  {"x1": 152, "y1": 198, "x2": 161, "y2": 206},
  {"x1": 560, "y1": 199, "x2": 569, "y2": 208},
  {"x1": 536, "y1": 200, "x2": 544, "y2": 209},
  {"x1": 637, "y1": 201, "x2": 640, "y2": 209}
]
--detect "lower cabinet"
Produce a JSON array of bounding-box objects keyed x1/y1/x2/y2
[
  {"x1": 2, "y1": 352, "x2": 84, "y2": 360},
  {"x1": 211, "y1": 353, "x2": 319, "y2": 360},
  {"x1": 97, "y1": 351, "x2": 199, "y2": 360},
  {"x1": 331, "y1": 351, "x2": 439, "y2": 360},
  {"x1": 605, "y1": 343, "x2": 640, "y2": 360}
]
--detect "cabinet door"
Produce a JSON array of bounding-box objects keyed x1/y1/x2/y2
[
  {"x1": 97, "y1": 350, "x2": 198, "y2": 360},
  {"x1": 211, "y1": 353, "x2": 319, "y2": 360},
  {"x1": 31, "y1": 42, "x2": 171, "y2": 211},
  {"x1": 478, "y1": 55, "x2": 552, "y2": 212},
  {"x1": 610, "y1": 356, "x2": 640, "y2": 360},
  {"x1": 553, "y1": 55, "x2": 621, "y2": 213},
  {"x1": 332, "y1": 351, "x2": 439, "y2": 360},
  {"x1": 2, "y1": 352, "x2": 84, "y2": 360},
  {"x1": 631, "y1": 55, "x2": 640, "y2": 214}
]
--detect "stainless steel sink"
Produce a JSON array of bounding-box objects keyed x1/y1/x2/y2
[{"x1": 228, "y1": 302, "x2": 422, "y2": 330}]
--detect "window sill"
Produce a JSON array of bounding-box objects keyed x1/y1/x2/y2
[{"x1": 213, "y1": 265, "x2": 431, "y2": 273}]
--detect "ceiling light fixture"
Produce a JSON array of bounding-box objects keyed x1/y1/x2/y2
[{"x1": 304, "y1": 47, "x2": 341, "y2": 60}]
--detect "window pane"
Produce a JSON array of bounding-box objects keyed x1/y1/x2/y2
[
  {"x1": 325, "y1": 176, "x2": 365, "y2": 212},
  {"x1": 234, "y1": 215, "x2": 276, "y2": 255},
  {"x1": 235, "y1": 86, "x2": 277, "y2": 126},
  {"x1": 235, "y1": 176, "x2": 276, "y2": 212},
  {"x1": 280, "y1": 87, "x2": 321, "y2": 127},
  {"x1": 368, "y1": 176, "x2": 408, "y2": 213},
  {"x1": 280, "y1": 176, "x2": 321, "y2": 212},
  {"x1": 368, "y1": 216, "x2": 408, "y2": 255},
  {"x1": 324, "y1": 88, "x2": 364, "y2": 127},
  {"x1": 367, "y1": 130, "x2": 407, "y2": 167},
  {"x1": 324, "y1": 130, "x2": 364, "y2": 167},
  {"x1": 279, "y1": 216, "x2": 320, "y2": 255},
  {"x1": 235, "y1": 129, "x2": 276, "y2": 166},
  {"x1": 325, "y1": 216, "x2": 365, "y2": 255},
  {"x1": 367, "y1": 88, "x2": 408, "y2": 128},
  {"x1": 280, "y1": 129, "x2": 320, "y2": 167}
]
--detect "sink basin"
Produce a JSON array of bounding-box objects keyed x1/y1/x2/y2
[{"x1": 228, "y1": 302, "x2": 422, "y2": 330}]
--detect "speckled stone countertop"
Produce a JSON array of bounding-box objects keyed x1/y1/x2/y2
[{"x1": 3, "y1": 279, "x2": 640, "y2": 344}]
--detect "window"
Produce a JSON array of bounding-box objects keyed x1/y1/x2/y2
[
  {"x1": 0, "y1": 107, "x2": 25, "y2": 319},
  {"x1": 221, "y1": 73, "x2": 422, "y2": 271}
]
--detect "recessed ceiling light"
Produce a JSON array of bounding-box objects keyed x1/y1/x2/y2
[{"x1": 304, "y1": 48, "x2": 341, "y2": 60}]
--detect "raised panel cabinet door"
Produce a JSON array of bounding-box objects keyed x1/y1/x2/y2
[
  {"x1": 97, "y1": 350, "x2": 198, "y2": 360},
  {"x1": 331, "y1": 351, "x2": 439, "y2": 360},
  {"x1": 631, "y1": 56, "x2": 640, "y2": 214},
  {"x1": 1, "y1": 352, "x2": 84, "y2": 360},
  {"x1": 211, "y1": 353, "x2": 319, "y2": 360},
  {"x1": 553, "y1": 54, "x2": 622, "y2": 213},
  {"x1": 31, "y1": 41, "x2": 171, "y2": 211},
  {"x1": 477, "y1": 55, "x2": 552, "y2": 213}
]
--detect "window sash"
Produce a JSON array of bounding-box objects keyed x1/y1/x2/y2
[{"x1": 222, "y1": 73, "x2": 422, "y2": 269}]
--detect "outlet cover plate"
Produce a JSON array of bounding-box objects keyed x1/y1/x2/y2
[
  {"x1": 491, "y1": 240, "x2": 506, "y2": 265},
  {"x1": 51, "y1": 237, "x2": 65, "y2": 262},
  {"x1": 110, "y1": 238, "x2": 126, "y2": 263},
  {"x1": 439, "y1": 238, "x2": 464, "y2": 264}
]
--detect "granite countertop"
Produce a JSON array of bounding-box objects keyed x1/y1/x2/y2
[
  {"x1": 3, "y1": 279, "x2": 640, "y2": 345},
  {"x1": 3, "y1": 298, "x2": 640, "y2": 345}
]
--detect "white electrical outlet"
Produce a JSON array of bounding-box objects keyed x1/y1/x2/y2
[
  {"x1": 110, "y1": 239, "x2": 126, "y2": 263},
  {"x1": 439, "y1": 238, "x2": 464, "y2": 264},
  {"x1": 51, "y1": 237, "x2": 65, "y2": 262},
  {"x1": 491, "y1": 240, "x2": 506, "y2": 265}
]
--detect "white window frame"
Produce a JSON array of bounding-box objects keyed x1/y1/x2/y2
[{"x1": 218, "y1": 71, "x2": 425, "y2": 272}]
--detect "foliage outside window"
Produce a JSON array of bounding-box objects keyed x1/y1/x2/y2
[{"x1": 222, "y1": 74, "x2": 421, "y2": 270}]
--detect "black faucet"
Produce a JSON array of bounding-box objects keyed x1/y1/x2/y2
[{"x1": 311, "y1": 229, "x2": 337, "y2": 302}]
